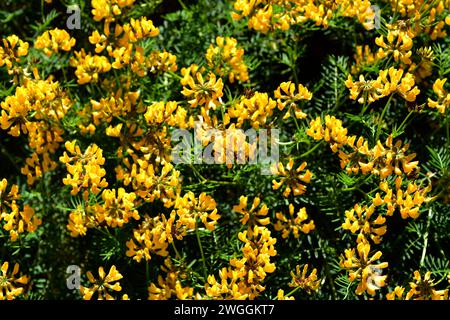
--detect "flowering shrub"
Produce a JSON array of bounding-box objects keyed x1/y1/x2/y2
[{"x1": 0, "y1": 0, "x2": 449, "y2": 300}]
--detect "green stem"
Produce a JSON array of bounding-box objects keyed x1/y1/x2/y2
[
  {"x1": 196, "y1": 225, "x2": 208, "y2": 280},
  {"x1": 420, "y1": 208, "x2": 433, "y2": 267},
  {"x1": 177, "y1": 0, "x2": 188, "y2": 10},
  {"x1": 171, "y1": 241, "x2": 181, "y2": 260},
  {"x1": 299, "y1": 140, "x2": 325, "y2": 158},
  {"x1": 375, "y1": 94, "x2": 394, "y2": 141},
  {"x1": 359, "y1": 98, "x2": 369, "y2": 116},
  {"x1": 284, "y1": 286, "x2": 300, "y2": 298},
  {"x1": 396, "y1": 110, "x2": 414, "y2": 136}
]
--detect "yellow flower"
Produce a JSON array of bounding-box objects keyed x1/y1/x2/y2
[
  {"x1": 67, "y1": 204, "x2": 97, "y2": 237},
  {"x1": 80, "y1": 265, "x2": 124, "y2": 300},
  {"x1": 181, "y1": 71, "x2": 224, "y2": 110},
  {"x1": 91, "y1": 0, "x2": 135, "y2": 22},
  {"x1": 0, "y1": 178, "x2": 41, "y2": 241},
  {"x1": 406, "y1": 271, "x2": 448, "y2": 300},
  {"x1": 35, "y1": 28, "x2": 76, "y2": 56},
  {"x1": 133, "y1": 50, "x2": 178, "y2": 76},
  {"x1": 276, "y1": 289, "x2": 295, "y2": 300},
  {"x1": 175, "y1": 191, "x2": 220, "y2": 231},
  {"x1": 342, "y1": 204, "x2": 386, "y2": 244},
  {"x1": 375, "y1": 29, "x2": 413, "y2": 64},
  {"x1": 378, "y1": 67, "x2": 420, "y2": 102},
  {"x1": 428, "y1": 78, "x2": 450, "y2": 113},
  {"x1": 275, "y1": 204, "x2": 315, "y2": 238},
  {"x1": 96, "y1": 188, "x2": 140, "y2": 228},
  {"x1": 205, "y1": 268, "x2": 248, "y2": 300},
  {"x1": 340, "y1": 240, "x2": 388, "y2": 295},
  {"x1": 205, "y1": 224, "x2": 277, "y2": 300},
  {"x1": 126, "y1": 214, "x2": 172, "y2": 262},
  {"x1": 230, "y1": 226, "x2": 277, "y2": 299},
  {"x1": 306, "y1": 115, "x2": 349, "y2": 152},
  {"x1": 144, "y1": 101, "x2": 188, "y2": 128},
  {"x1": 372, "y1": 176, "x2": 433, "y2": 219},
  {"x1": 70, "y1": 49, "x2": 111, "y2": 84},
  {"x1": 0, "y1": 35, "x2": 29, "y2": 77},
  {"x1": 121, "y1": 160, "x2": 181, "y2": 207},
  {"x1": 233, "y1": 195, "x2": 270, "y2": 230},
  {"x1": 274, "y1": 81, "x2": 312, "y2": 119},
  {"x1": 346, "y1": 67, "x2": 420, "y2": 104},
  {"x1": 0, "y1": 262, "x2": 29, "y2": 300},
  {"x1": 123, "y1": 17, "x2": 159, "y2": 42},
  {"x1": 205, "y1": 36, "x2": 249, "y2": 83},
  {"x1": 289, "y1": 264, "x2": 320, "y2": 294},
  {"x1": 227, "y1": 92, "x2": 276, "y2": 128},
  {"x1": 345, "y1": 74, "x2": 385, "y2": 105},
  {"x1": 386, "y1": 286, "x2": 405, "y2": 300},
  {"x1": 148, "y1": 258, "x2": 193, "y2": 300},
  {"x1": 271, "y1": 158, "x2": 312, "y2": 197},
  {"x1": 59, "y1": 140, "x2": 109, "y2": 200}
]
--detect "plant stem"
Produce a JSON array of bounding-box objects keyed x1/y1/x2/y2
[
  {"x1": 171, "y1": 241, "x2": 181, "y2": 260},
  {"x1": 420, "y1": 208, "x2": 433, "y2": 267},
  {"x1": 375, "y1": 94, "x2": 394, "y2": 141},
  {"x1": 196, "y1": 225, "x2": 208, "y2": 280},
  {"x1": 285, "y1": 286, "x2": 300, "y2": 298},
  {"x1": 299, "y1": 140, "x2": 325, "y2": 158}
]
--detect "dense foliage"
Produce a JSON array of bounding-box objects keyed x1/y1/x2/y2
[{"x1": 0, "y1": 0, "x2": 449, "y2": 300}]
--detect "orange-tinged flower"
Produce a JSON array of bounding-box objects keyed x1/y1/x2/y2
[
  {"x1": 340, "y1": 240, "x2": 388, "y2": 295},
  {"x1": 0, "y1": 262, "x2": 29, "y2": 300},
  {"x1": 80, "y1": 265, "x2": 124, "y2": 300}
]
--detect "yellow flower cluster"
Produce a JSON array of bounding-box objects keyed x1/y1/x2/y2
[
  {"x1": 428, "y1": 78, "x2": 450, "y2": 113},
  {"x1": 340, "y1": 240, "x2": 388, "y2": 295},
  {"x1": 174, "y1": 191, "x2": 220, "y2": 232},
  {"x1": 372, "y1": 177, "x2": 433, "y2": 219},
  {"x1": 144, "y1": 101, "x2": 188, "y2": 128},
  {"x1": 0, "y1": 179, "x2": 41, "y2": 241},
  {"x1": 148, "y1": 258, "x2": 194, "y2": 300},
  {"x1": 96, "y1": 188, "x2": 140, "y2": 227},
  {"x1": 0, "y1": 262, "x2": 29, "y2": 300},
  {"x1": 274, "y1": 81, "x2": 312, "y2": 120},
  {"x1": 126, "y1": 214, "x2": 172, "y2": 262},
  {"x1": 342, "y1": 204, "x2": 386, "y2": 244},
  {"x1": 231, "y1": 0, "x2": 375, "y2": 32},
  {"x1": 206, "y1": 36, "x2": 249, "y2": 83},
  {"x1": 91, "y1": 0, "x2": 135, "y2": 22},
  {"x1": 181, "y1": 71, "x2": 224, "y2": 110},
  {"x1": 119, "y1": 160, "x2": 181, "y2": 207},
  {"x1": 70, "y1": 49, "x2": 112, "y2": 85},
  {"x1": 205, "y1": 225, "x2": 277, "y2": 299},
  {"x1": 35, "y1": 28, "x2": 76, "y2": 56},
  {"x1": 59, "y1": 140, "x2": 109, "y2": 200},
  {"x1": 1, "y1": 77, "x2": 72, "y2": 184},
  {"x1": 289, "y1": 264, "x2": 320, "y2": 294},
  {"x1": 275, "y1": 204, "x2": 315, "y2": 238},
  {"x1": 227, "y1": 92, "x2": 276, "y2": 129},
  {"x1": 375, "y1": 28, "x2": 413, "y2": 65},
  {"x1": 80, "y1": 265, "x2": 126, "y2": 300},
  {"x1": 346, "y1": 67, "x2": 420, "y2": 105},
  {"x1": 0, "y1": 35, "x2": 29, "y2": 80},
  {"x1": 387, "y1": 271, "x2": 449, "y2": 300},
  {"x1": 126, "y1": 191, "x2": 219, "y2": 262},
  {"x1": 271, "y1": 158, "x2": 312, "y2": 197},
  {"x1": 388, "y1": 0, "x2": 448, "y2": 40},
  {"x1": 134, "y1": 50, "x2": 177, "y2": 76},
  {"x1": 233, "y1": 195, "x2": 270, "y2": 231},
  {"x1": 67, "y1": 203, "x2": 96, "y2": 237},
  {"x1": 307, "y1": 117, "x2": 420, "y2": 178}
]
